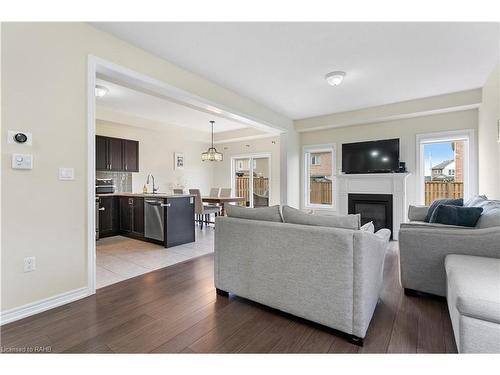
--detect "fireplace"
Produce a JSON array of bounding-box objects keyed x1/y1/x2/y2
[{"x1": 348, "y1": 193, "x2": 393, "y2": 238}]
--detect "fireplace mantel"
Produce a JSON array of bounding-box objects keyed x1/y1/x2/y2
[{"x1": 337, "y1": 173, "x2": 410, "y2": 240}]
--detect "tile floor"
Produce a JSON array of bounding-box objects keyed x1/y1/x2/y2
[{"x1": 96, "y1": 228, "x2": 214, "y2": 289}]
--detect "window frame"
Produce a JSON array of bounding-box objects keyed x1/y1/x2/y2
[{"x1": 303, "y1": 144, "x2": 336, "y2": 210}]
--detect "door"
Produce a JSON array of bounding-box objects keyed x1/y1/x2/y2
[
  {"x1": 119, "y1": 197, "x2": 133, "y2": 232},
  {"x1": 96, "y1": 136, "x2": 108, "y2": 171},
  {"x1": 108, "y1": 137, "x2": 123, "y2": 171},
  {"x1": 132, "y1": 197, "x2": 144, "y2": 236},
  {"x1": 123, "y1": 140, "x2": 139, "y2": 172},
  {"x1": 232, "y1": 155, "x2": 271, "y2": 207},
  {"x1": 98, "y1": 196, "x2": 113, "y2": 236}
]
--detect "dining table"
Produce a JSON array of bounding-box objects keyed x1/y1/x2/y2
[{"x1": 202, "y1": 196, "x2": 246, "y2": 216}]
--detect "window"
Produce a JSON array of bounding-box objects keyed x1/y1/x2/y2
[
  {"x1": 304, "y1": 145, "x2": 336, "y2": 209},
  {"x1": 417, "y1": 129, "x2": 476, "y2": 205}
]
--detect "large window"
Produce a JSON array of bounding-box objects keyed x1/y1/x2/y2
[
  {"x1": 304, "y1": 144, "x2": 336, "y2": 209},
  {"x1": 417, "y1": 130, "x2": 476, "y2": 205}
]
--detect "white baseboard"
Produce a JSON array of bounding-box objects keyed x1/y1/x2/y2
[{"x1": 0, "y1": 287, "x2": 90, "y2": 326}]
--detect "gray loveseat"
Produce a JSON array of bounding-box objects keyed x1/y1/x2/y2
[
  {"x1": 214, "y1": 206, "x2": 391, "y2": 345},
  {"x1": 399, "y1": 197, "x2": 500, "y2": 297}
]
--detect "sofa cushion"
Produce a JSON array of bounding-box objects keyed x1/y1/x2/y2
[
  {"x1": 225, "y1": 204, "x2": 283, "y2": 222},
  {"x1": 445, "y1": 255, "x2": 500, "y2": 324},
  {"x1": 464, "y1": 195, "x2": 488, "y2": 207},
  {"x1": 408, "y1": 205, "x2": 429, "y2": 221},
  {"x1": 424, "y1": 198, "x2": 463, "y2": 222},
  {"x1": 360, "y1": 221, "x2": 375, "y2": 233},
  {"x1": 282, "y1": 205, "x2": 360, "y2": 230},
  {"x1": 429, "y1": 205, "x2": 483, "y2": 227},
  {"x1": 476, "y1": 207, "x2": 500, "y2": 229}
]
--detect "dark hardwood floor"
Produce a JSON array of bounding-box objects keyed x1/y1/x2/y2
[{"x1": 0, "y1": 242, "x2": 457, "y2": 353}]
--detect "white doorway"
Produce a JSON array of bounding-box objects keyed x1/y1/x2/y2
[
  {"x1": 231, "y1": 154, "x2": 272, "y2": 207},
  {"x1": 87, "y1": 57, "x2": 279, "y2": 294},
  {"x1": 416, "y1": 129, "x2": 477, "y2": 205}
]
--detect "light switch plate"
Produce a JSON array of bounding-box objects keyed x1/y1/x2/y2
[
  {"x1": 12, "y1": 154, "x2": 33, "y2": 169},
  {"x1": 7, "y1": 130, "x2": 32, "y2": 145},
  {"x1": 59, "y1": 167, "x2": 75, "y2": 180}
]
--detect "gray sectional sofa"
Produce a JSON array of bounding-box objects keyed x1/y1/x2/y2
[
  {"x1": 399, "y1": 196, "x2": 500, "y2": 353},
  {"x1": 214, "y1": 205, "x2": 391, "y2": 345},
  {"x1": 399, "y1": 197, "x2": 500, "y2": 297}
]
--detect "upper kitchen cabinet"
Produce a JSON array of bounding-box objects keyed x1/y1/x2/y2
[
  {"x1": 96, "y1": 135, "x2": 139, "y2": 172},
  {"x1": 123, "y1": 139, "x2": 139, "y2": 172}
]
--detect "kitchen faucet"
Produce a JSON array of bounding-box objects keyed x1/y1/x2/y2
[{"x1": 146, "y1": 174, "x2": 158, "y2": 194}]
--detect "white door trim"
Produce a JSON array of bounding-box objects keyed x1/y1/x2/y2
[
  {"x1": 415, "y1": 129, "x2": 477, "y2": 205},
  {"x1": 230, "y1": 152, "x2": 272, "y2": 207}
]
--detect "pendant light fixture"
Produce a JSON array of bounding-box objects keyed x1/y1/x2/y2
[{"x1": 201, "y1": 121, "x2": 223, "y2": 162}]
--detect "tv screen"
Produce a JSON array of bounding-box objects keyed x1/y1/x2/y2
[{"x1": 342, "y1": 138, "x2": 400, "y2": 174}]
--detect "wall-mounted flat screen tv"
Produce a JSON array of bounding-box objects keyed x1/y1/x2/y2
[{"x1": 342, "y1": 138, "x2": 400, "y2": 174}]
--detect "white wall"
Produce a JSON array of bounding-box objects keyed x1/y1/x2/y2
[
  {"x1": 96, "y1": 120, "x2": 213, "y2": 194},
  {"x1": 300, "y1": 109, "x2": 478, "y2": 209},
  {"x1": 212, "y1": 136, "x2": 281, "y2": 206},
  {"x1": 1, "y1": 23, "x2": 291, "y2": 313},
  {"x1": 478, "y1": 63, "x2": 500, "y2": 199}
]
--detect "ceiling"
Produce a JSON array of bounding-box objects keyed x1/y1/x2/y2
[
  {"x1": 92, "y1": 22, "x2": 500, "y2": 119},
  {"x1": 96, "y1": 78, "x2": 249, "y2": 133}
]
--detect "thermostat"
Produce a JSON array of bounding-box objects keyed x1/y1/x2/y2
[
  {"x1": 8, "y1": 130, "x2": 32, "y2": 145},
  {"x1": 12, "y1": 154, "x2": 33, "y2": 169}
]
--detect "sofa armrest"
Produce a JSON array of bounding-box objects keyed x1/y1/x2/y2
[
  {"x1": 408, "y1": 205, "x2": 429, "y2": 221},
  {"x1": 352, "y1": 229, "x2": 390, "y2": 337},
  {"x1": 399, "y1": 226, "x2": 500, "y2": 296}
]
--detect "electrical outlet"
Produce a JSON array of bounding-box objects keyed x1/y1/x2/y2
[{"x1": 24, "y1": 256, "x2": 36, "y2": 272}]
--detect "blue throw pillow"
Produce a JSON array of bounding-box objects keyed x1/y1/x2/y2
[
  {"x1": 429, "y1": 205, "x2": 483, "y2": 227},
  {"x1": 424, "y1": 198, "x2": 463, "y2": 222}
]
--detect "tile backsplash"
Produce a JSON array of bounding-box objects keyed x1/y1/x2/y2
[{"x1": 96, "y1": 171, "x2": 132, "y2": 193}]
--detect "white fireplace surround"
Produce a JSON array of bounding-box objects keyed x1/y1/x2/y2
[{"x1": 337, "y1": 173, "x2": 410, "y2": 240}]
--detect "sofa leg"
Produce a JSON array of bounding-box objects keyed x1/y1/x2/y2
[
  {"x1": 404, "y1": 288, "x2": 418, "y2": 296},
  {"x1": 216, "y1": 288, "x2": 229, "y2": 297},
  {"x1": 346, "y1": 334, "x2": 364, "y2": 347}
]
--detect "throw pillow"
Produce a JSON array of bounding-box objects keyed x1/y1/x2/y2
[
  {"x1": 282, "y1": 205, "x2": 360, "y2": 230},
  {"x1": 464, "y1": 195, "x2": 488, "y2": 207},
  {"x1": 225, "y1": 204, "x2": 283, "y2": 222},
  {"x1": 360, "y1": 221, "x2": 375, "y2": 233},
  {"x1": 475, "y1": 206, "x2": 500, "y2": 229},
  {"x1": 429, "y1": 205, "x2": 483, "y2": 227},
  {"x1": 424, "y1": 198, "x2": 463, "y2": 222}
]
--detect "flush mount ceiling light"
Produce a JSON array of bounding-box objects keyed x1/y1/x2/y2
[
  {"x1": 201, "y1": 121, "x2": 223, "y2": 162},
  {"x1": 325, "y1": 71, "x2": 346, "y2": 86},
  {"x1": 95, "y1": 85, "x2": 109, "y2": 97}
]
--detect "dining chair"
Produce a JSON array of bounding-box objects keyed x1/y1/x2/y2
[
  {"x1": 189, "y1": 189, "x2": 220, "y2": 229},
  {"x1": 173, "y1": 188, "x2": 184, "y2": 194},
  {"x1": 209, "y1": 188, "x2": 220, "y2": 197},
  {"x1": 220, "y1": 188, "x2": 232, "y2": 197}
]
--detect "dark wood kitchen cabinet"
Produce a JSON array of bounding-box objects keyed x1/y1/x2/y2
[
  {"x1": 132, "y1": 197, "x2": 144, "y2": 236},
  {"x1": 123, "y1": 139, "x2": 139, "y2": 172},
  {"x1": 98, "y1": 196, "x2": 119, "y2": 238},
  {"x1": 119, "y1": 196, "x2": 144, "y2": 238},
  {"x1": 95, "y1": 136, "x2": 108, "y2": 171},
  {"x1": 96, "y1": 135, "x2": 139, "y2": 172}
]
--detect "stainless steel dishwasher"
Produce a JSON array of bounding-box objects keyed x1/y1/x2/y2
[{"x1": 144, "y1": 198, "x2": 170, "y2": 242}]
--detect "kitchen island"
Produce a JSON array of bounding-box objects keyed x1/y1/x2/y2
[{"x1": 96, "y1": 193, "x2": 195, "y2": 248}]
